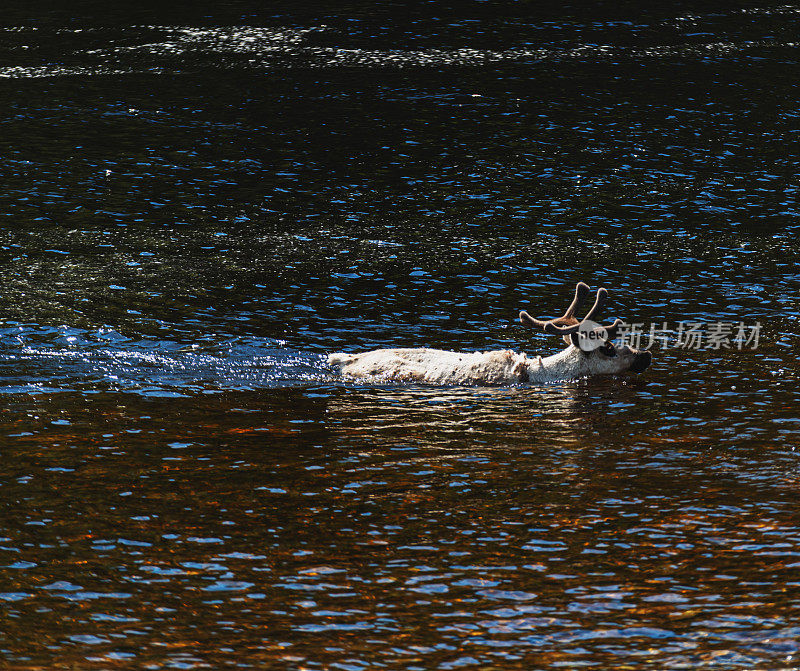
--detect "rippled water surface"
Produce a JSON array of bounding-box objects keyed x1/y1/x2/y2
[{"x1": 2, "y1": 2, "x2": 800, "y2": 669}]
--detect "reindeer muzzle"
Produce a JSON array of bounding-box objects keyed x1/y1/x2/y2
[{"x1": 629, "y1": 351, "x2": 652, "y2": 373}]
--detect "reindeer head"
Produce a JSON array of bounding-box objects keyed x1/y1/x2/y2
[{"x1": 520, "y1": 282, "x2": 652, "y2": 376}]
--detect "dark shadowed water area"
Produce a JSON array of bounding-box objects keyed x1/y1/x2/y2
[{"x1": 2, "y1": 1, "x2": 800, "y2": 669}]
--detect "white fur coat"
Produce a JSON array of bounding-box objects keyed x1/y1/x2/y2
[{"x1": 327, "y1": 343, "x2": 648, "y2": 385}]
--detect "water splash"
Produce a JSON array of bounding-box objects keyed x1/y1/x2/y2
[
  {"x1": 0, "y1": 22, "x2": 797, "y2": 79},
  {"x1": 0, "y1": 326, "x2": 329, "y2": 395}
]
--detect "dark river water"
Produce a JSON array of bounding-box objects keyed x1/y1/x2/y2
[{"x1": 2, "y1": 2, "x2": 800, "y2": 669}]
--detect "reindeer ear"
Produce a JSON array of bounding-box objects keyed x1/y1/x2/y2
[{"x1": 570, "y1": 332, "x2": 582, "y2": 349}]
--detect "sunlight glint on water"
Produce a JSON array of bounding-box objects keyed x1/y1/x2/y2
[{"x1": 1, "y1": 2, "x2": 800, "y2": 669}]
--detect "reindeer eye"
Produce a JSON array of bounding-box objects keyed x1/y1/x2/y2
[{"x1": 600, "y1": 343, "x2": 617, "y2": 357}]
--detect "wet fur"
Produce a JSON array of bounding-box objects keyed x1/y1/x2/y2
[
  {"x1": 329, "y1": 282, "x2": 651, "y2": 385},
  {"x1": 328, "y1": 343, "x2": 650, "y2": 385}
]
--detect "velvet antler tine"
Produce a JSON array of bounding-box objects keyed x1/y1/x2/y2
[
  {"x1": 520, "y1": 282, "x2": 612, "y2": 343},
  {"x1": 582, "y1": 319, "x2": 624, "y2": 341},
  {"x1": 582, "y1": 287, "x2": 608, "y2": 322},
  {"x1": 563, "y1": 282, "x2": 591, "y2": 319},
  {"x1": 544, "y1": 321, "x2": 581, "y2": 335},
  {"x1": 603, "y1": 319, "x2": 624, "y2": 341},
  {"x1": 545, "y1": 305, "x2": 621, "y2": 339},
  {"x1": 519, "y1": 311, "x2": 550, "y2": 328}
]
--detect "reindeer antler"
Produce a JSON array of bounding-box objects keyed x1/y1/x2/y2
[
  {"x1": 519, "y1": 281, "x2": 590, "y2": 331},
  {"x1": 520, "y1": 282, "x2": 624, "y2": 344}
]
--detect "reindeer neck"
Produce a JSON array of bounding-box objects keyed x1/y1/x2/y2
[{"x1": 528, "y1": 344, "x2": 588, "y2": 382}]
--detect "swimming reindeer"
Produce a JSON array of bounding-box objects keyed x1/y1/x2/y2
[{"x1": 328, "y1": 282, "x2": 652, "y2": 385}]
